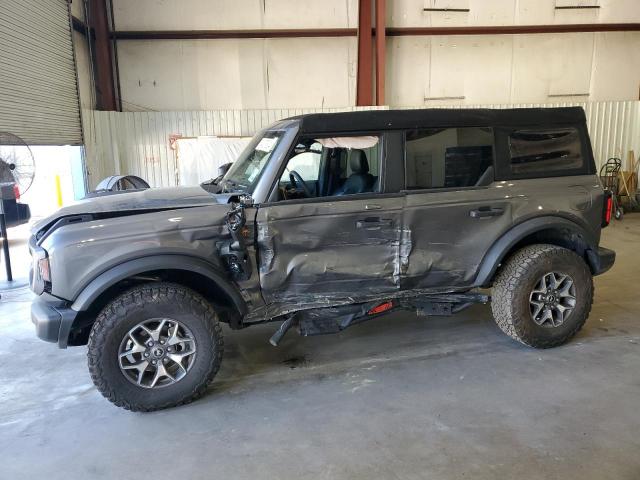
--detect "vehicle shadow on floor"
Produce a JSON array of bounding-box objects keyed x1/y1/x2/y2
[
  {"x1": 203, "y1": 305, "x2": 516, "y2": 396},
  {"x1": 199, "y1": 297, "x2": 635, "y2": 404}
]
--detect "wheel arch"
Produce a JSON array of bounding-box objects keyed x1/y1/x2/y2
[
  {"x1": 475, "y1": 216, "x2": 599, "y2": 288},
  {"x1": 67, "y1": 255, "x2": 247, "y2": 346}
]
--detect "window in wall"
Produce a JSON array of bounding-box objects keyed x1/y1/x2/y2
[
  {"x1": 508, "y1": 128, "x2": 583, "y2": 176},
  {"x1": 276, "y1": 135, "x2": 381, "y2": 201},
  {"x1": 405, "y1": 127, "x2": 494, "y2": 190}
]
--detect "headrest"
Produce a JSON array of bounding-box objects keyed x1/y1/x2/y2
[{"x1": 349, "y1": 150, "x2": 369, "y2": 174}]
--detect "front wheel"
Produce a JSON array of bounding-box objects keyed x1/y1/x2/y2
[
  {"x1": 491, "y1": 244, "x2": 593, "y2": 348},
  {"x1": 87, "y1": 283, "x2": 223, "y2": 411}
]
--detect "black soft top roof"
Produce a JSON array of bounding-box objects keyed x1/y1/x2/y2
[{"x1": 287, "y1": 107, "x2": 586, "y2": 134}]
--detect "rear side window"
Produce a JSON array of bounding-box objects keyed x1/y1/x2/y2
[
  {"x1": 508, "y1": 128, "x2": 583, "y2": 175},
  {"x1": 405, "y1": 127, "x2": 494, "y2": 190}
]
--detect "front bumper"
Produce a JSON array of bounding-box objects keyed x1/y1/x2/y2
[
  {"x1": 31, "y1": 295, "x2": 78, "y2": 348},
  {"x1": 588, "y1": 246, "x2": 616, "y2": 276}
]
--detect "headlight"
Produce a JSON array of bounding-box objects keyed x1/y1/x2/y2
[
  {"x1": 38, "y1": 257, "x2": 51, "y2": 283},
  {"x1": 29, "y1": 237, "x2": 49, "y2": 295}
]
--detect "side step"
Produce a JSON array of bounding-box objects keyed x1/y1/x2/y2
[
  {"x1": 269, "y1": 315, "x2": 296, "y2": 346},
  {"x1": 268, "y1": 292, "x2": 490, "y2": 345}
]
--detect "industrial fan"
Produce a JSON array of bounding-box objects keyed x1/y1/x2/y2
[
  {"x1": 0, "y1": 132, "x2": 35, "y2": 288},
  {"x1": 0, "y1": 132, "x2": 36, "y2": 195}
]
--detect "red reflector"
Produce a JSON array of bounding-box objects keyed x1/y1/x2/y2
[
  {"x1": 13, "y1": 184, "x2": 20, "y2": 201},
  {"x1": 368, "y1": 301, "x2": 393, "y2": 315},
  {"x1": 605, "y1": 196, "x2": 613, "y2": 225}
]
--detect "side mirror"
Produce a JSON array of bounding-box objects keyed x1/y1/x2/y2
[{"x1": 218, "y1": 162, "x2": 232, "y2": 177}]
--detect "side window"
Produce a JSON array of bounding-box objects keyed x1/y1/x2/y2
[
  {"x1": 276, "y1": 134, "x2": 381, "y2": 201},
  {"x1": 405, "y1": 127, "x2": 494, "y2": 190},
  {"x1": 508, "y1": 128, "x2": 583, "y2": 176}
]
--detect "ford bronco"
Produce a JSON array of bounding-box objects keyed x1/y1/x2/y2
[{"x1": 29, "y1": 107, "x2": 615, "y2": 411}]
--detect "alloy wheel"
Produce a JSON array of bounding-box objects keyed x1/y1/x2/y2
[
  {"x1": 118, "y1": 318, "x2": 197, "y2": 388},
  {"x1": 529, "y1": 272, "x2": 577, "y2": 327}
]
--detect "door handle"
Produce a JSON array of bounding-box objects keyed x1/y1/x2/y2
[
  {"x1": 356, "y1": 217, "x2": 393, "y2": 229},
  {"x1": 469, "y1": 207, "x2": 504, "y2": 218},
  {"x1": 365, "y1": 204, "x2": 381, "y2": 210}
]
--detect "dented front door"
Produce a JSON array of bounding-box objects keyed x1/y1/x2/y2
[{"x1": 255, "y1": 195, "x2": 404, "y2": 310}]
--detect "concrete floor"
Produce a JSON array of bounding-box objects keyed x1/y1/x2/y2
[{"x1": 2, "y1": 216, "x2": 640, "y2": 480}]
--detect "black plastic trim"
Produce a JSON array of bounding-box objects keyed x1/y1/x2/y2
[
  {"x1": 587, "y1": 246, "x2": 616, "y2": 275},
  {"x1": 31, "y1": 296, "x2": 78, "y2": 349},
  {"x1": 474, "y1": 215, "x2": 597, "y2": 287},
  {"x1": 70, "y1": 255, "x2": 247, "y2": 316}
]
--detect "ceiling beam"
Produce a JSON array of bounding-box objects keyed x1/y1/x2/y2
[
  {"x1": 385, "y1": 23, "x2": 640, "y2": 36},
  {"x1": 110, "y1": 23, "x2": 640, "y2": 40}
]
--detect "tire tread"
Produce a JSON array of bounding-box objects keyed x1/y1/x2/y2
[
  {"x1": 87, "y1": 283, "x2": 223, "y2": 412},
  {"x1": 491, "y1": 244, "x2": 593, "y2": 348}
]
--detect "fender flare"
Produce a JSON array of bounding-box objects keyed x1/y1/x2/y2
[
  {"x1": 474, "y1": 215, "x2": 597, "y2": 287},
  {"x1": 70, "y1": 254, "x2": 247, "y2": 315}
]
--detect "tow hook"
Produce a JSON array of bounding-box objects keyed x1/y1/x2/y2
[{"x1": 220, "y1": 201, "x2": 252, "y2": 281}]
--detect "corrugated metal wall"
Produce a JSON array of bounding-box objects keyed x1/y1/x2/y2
[
  {"x1": 83, "y1": 101, "x2": 639, "y2": 189},
  {"x1": 1, "y1": 0, "x2": 83, "y2": 145}
]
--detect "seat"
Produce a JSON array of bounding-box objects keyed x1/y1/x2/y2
[
  {"x1": 335, "y1": 150, "x2": 375, "y2": 195},
  {"x1": 474, "y1": 165, "x2": 494, "y2": 186}
]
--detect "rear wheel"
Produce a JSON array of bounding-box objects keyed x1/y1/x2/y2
[
  {"x1": 491, "y1": 244, "x2": 593, "y2": 348},
  {"x1": 87, "y1": 283, "x2": 223, "y2": 411}
]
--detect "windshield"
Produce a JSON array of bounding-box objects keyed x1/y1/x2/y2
[{"x1": 220, "y1": 130, "x2": 284, "y2": 193}]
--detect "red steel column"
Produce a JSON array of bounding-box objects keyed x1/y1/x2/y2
[
  {"x1": 91, "y1": 0, "x2": 118, "y2": 110},
  {"x1": 375, "y1": 0, "x2": 386, "y2": 105},
  {"x1": 356, "y1": 0, "x2": 374, "y2": 106}
]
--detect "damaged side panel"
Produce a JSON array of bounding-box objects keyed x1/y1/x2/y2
[
  {"x1": 401, "y1": 188, "x2": 514, "y2": 289},
  {"x1": 251, "y1": 196, "x2": 404, "y2": 321},
  {"x1": 42, "y1": 204, "x2": 265, "y2": 315}
]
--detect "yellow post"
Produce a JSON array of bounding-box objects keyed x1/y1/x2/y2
[{"x1": 55, "y1": 175, "x2": 63, "y2": 207}]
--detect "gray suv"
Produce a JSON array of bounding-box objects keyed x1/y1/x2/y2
[{"x1": 29, "y1": 107, "x2": 615, "y2": 411}]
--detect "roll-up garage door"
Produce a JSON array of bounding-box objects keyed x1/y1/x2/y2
[{"x1": 0, "y1": 0, "x2": 82, "y2": 145}]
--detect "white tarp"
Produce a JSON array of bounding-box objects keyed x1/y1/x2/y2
[{"x1": 176, "y1": 136, "x2": 251, "y2": 186}]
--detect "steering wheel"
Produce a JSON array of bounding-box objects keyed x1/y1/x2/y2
[{"x1": 289, "y1": 170, "x2": 312, "y2": 197}]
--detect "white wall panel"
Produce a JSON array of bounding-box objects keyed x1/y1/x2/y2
[
  {"x1": 590, "y1": 32, "x2": 640, "y2": 101},
  {"x1": 428, "y1": 35, "x2": 513, "y2": 105},
  {"x1": 390, "y1": 0, "x2": 640, "y2": 27},
  {"x1": 265, "y1": 37, "x2": 357, "y2": 108},
  {"x1": 114, "y1": 0, "x2": 263, "y2": 30},
  {"x1": 548, "y1": 33, "x2": 594, "y2": 96},
  {"x1": 113, "y1": 0, "x2": 357, "y2": 30},
  {"x1": 115, "y1": 31, "x2": 640, "y2": 111},
  {"x1": 262, "y1": 0, "x2": 358, "y2": 29},
  {"x1": 386, "y1": 36, "x2": 431, "y2": 106},
  {"x1": 117, "y1": 37, "x2": 357, "y2": 111},
  {"x1": 598, "y1": 0, "x2": 640, "y2": 23}
]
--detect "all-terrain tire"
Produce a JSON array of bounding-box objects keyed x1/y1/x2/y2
[
  {"x1": 87, "y1": 282, "x2": 223, "y2": 411},
  {"x1": 491, "y1": 244, "x2": 593, "y2": 348}
]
